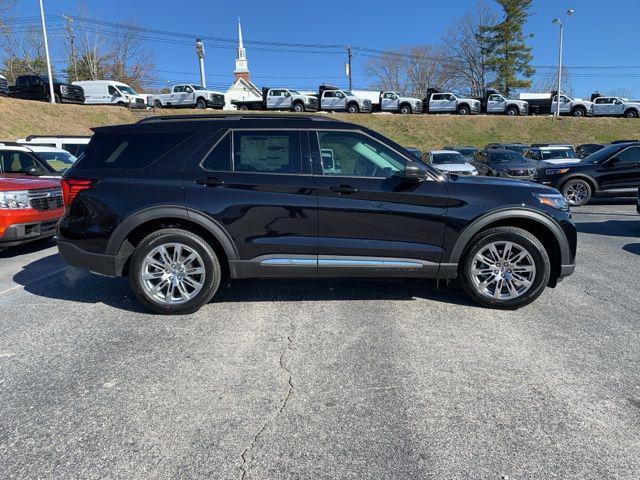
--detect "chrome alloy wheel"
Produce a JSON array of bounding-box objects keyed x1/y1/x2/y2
[
  {"x1": 565, "y1": 182, "x2": 589, "y2": 205},
  {"x1": 140, "y1": 243, "x2": 205, "y2": 305},
  {"x1": 471, "y1": 241, "x2": 536, "y2": 300}
]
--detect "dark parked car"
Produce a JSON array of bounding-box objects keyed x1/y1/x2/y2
[
  {"x1": 576, "y1": 143, "x2": 604, "y2": 158},
  {"x1": 57, "y1": 114, "x2": 576, "y2": 313},
  {"x1": 404, "y1": 147, "x2": 422, "y2": 159},
  {"x1": 9, "y1": 75, "x2": 84, "y2": 104},
  {"x1": 482, "y1": 143, "x2": 529, "y2": 154},
  {"x1": 471, "y1": 149, "x2": 539, "y2": 180},
  {"x1": 443, "y1": 146, "x2": 478, "y2": 160},
  {"x1": 533, "y1": 142, "x2": 640, "y2": 206}
]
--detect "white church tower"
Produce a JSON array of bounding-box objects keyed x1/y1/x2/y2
[{"x1": 225, "y1": 18, "x2": 261, "y2": 109}]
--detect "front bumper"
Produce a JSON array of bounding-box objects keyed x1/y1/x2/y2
[
  {"x1": 0, "y1": 219, "x2": 58, "y2": 247},
  {"x1": 60, "y1": 95, "x2": 85, "y2": 105}
]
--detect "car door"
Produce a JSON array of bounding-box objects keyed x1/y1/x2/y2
[
  {"x1": 429, "y1": 94, "x2": 445, "y2": 112},
  {"x1": 321, "y1": 91, "x2": 334, "y2": 110},
  {"x1": 443, "y1": 94, "x2": 458, "y2": 112},
  {"x1": 598, "y1": 145, "x2": 640, "y2": 190},
  {"x1": 171, "y1": 85, "x2": 185, "y2": 105},
  {"x1": 266, "y1": 90, "x2": 282, "y2": 109},
  {"x1": 592, "y1": 98, "x2": 608, "y2": 116},
  {"x1": 310, "y1": 129, "x2": 449, "y2": 275},
  {"x1": 612, "y1": 98, "x2": 625, "y2": 115},
  {"x1": 182, "y1": 128, "x2": 318, "y2": 277},
  {"x1": 486, "y1": 94, "x2": 504, "y2": 114},
  {"x1": 381, "y1": 92, "x2": 398, "y2": 112},
  {"x1": 334, "y1": 91, "x2": 347, "y2": 110}
]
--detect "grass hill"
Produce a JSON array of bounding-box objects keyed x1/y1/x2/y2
[{"x1": 1, "y1": 97, "x2": 639, "y2": 151}]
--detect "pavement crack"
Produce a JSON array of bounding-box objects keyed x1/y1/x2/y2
[
  {"x1": 583, "y1": 286, "x2": 640, "y2": 316},
  {"x1": 239, "y1": 317, "x2": 296, "y2": 480}
]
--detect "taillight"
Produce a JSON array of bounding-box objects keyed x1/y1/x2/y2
[{"x1": 61, "y1": 179, "x2": 94, "y2": 207}]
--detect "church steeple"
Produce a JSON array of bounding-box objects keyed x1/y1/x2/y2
[{"x1": 234, "y1": 19, "x2": 249, "y2": 81}]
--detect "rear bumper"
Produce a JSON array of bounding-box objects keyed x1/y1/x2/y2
[
  {"x1": 0, "y1": 219, "x2": 58, "y2": 247},
  {"x1": 57, "y1": 240, "x2": 119, "y2": 276}
]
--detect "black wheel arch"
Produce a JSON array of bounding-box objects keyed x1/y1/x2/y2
[
  {"x1": 446, "y1": 208, "x2": 573, "y2": 285},
  {"x1": 347, "y1": 101, "x2": 359, "y2": 111},
  {"x1": 506, "y1": 103, "x2": 520, "y2": 114},
  {"x1": 558, "y1": 174, "x2": 599, "y2": 195},
  {"x1": 106, "y1": 206, "x2": 238, "y2": 276},
  {"x1": 457, "y1": 103, "x2": 471, "y2": 113}
]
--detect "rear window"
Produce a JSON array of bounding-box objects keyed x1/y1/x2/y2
[{"x1": 75, "y1": 132, "x2": 191, "y2": 169}]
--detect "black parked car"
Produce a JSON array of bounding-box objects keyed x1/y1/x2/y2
[
  {"x1": 482, "y1": 143, "x2": 529, "y2": 155},
  {"x1": 471, "y1": 149, "x2": 539, "y2": 180},
  {"x1": 533, "y1": 142, "x2": 640, "y2": 206},
  {"x1": 443, "y1": 146, "x2": 479, "y2": 160},
  {"x1": 404, "y1": 146, "x2": 422, "y2": 159},
  {"x1": 576, "y1": 143, "x2": 604, "y2": 159},
  {"x1": 9, "y1": 75, "x2": 84, "y2": 104},
  {"x1": 57, "y1": 114, "x2": 576, "y2": 314}
]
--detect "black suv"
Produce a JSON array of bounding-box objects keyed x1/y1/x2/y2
[
  {"x1": 58, "y1": 114, "x2": 577, "y2": 314},
  {"x1": 471, "y1": 149, "x2": 538, "y2": 180},
  {"x1": 534, "y1": 142, "x2": 640, "y2": 206}
]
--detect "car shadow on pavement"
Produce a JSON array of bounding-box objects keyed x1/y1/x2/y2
[
  {"x1": 13, "y1": 254, "x2": 477, "y2": 311},
  {"x1": 575, "y1": 220, "x2": 639, "y2": 238},
  {"x1": 0, "y1": 237, "x2": 57, "y2": 259},
  {"x1": 623, "y1": 243, "x2": 640, "y2": 256}
]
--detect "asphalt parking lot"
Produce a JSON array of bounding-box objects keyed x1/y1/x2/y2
[{"x1": 0, "y1": 200, "x2": 638, "y2": 479}]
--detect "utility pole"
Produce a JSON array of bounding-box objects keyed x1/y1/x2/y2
[
  {"x1": 346, "y1": 46, "x2": 352, "y2": 91},
  {"x1": 552, "y1": 9, "x2": 574, "y2": 119},
  {"x1": 63, "y1": 15, "x2": 77, "y2": 82},
  {"x1": 195, "y1": 38, "x2": 206, "y2": 88},
  {"x1": 38, "y1": 0, "x2": 56, "y2": 103}
]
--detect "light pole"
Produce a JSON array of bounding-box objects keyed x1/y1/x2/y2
[
  {"x1": 195, "y1": 38, "x2": 206, "y2": 88},
  {"x1": 552, "y1": 9, "x2": 574, "y2": 118},
  {"x1": 38, "y1": 0, "x2": 56, "y2": 103}
]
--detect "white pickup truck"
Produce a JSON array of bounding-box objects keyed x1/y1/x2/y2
[
  {"x1": 318, "y1": 84, "x2": 372, "y2": 113},
  {"x1": 378, "y1": 91, "x2": 423, "y2": 114},
  {"x1": 151, "y1": 84, "x2": 225, "y2": 109},
  {"x1": 592, "y1": 96, "x2": 640, "y2": 118},
  {"x1": 423, "y1": 89, "x2": 481, "y2": 115}
]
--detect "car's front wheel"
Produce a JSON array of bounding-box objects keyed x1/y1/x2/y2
[
  {"x1": 129, "y1": 229, "x2": 221, "y2": 314},
  {"x1": 461, "y1": 227, "x2": 550, "y2": 309},
  {"x1": 562, "y1": 178, "x2": 592, "y2": 206}
]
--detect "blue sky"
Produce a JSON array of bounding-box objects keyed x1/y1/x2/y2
[{"x1": 9, "y1": 0, "x2": 640, "y2": 97}]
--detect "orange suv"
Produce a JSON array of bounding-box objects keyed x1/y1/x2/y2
[{"x1": 0, "y1": 176, "x2": 63, "y2": 249}]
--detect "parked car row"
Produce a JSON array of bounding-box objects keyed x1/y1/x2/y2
[{"x1": 419, "y1": 140, "x2": 640, "y2": 206}]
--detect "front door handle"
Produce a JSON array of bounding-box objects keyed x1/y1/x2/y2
[
  {"x1": 329, "y1": 184, "x2": 359, "y2": 194},
  {"x1": 195, "y1": 177, "x2": 226, "y2": 187}
]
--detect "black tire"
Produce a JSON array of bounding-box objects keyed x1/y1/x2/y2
[
  {"x1": 196, "y1": 98, "x2": 206, "y2": 109},
  {"x1": 399, "y1": 104, "x2": 412, "y2": 114},
  {"x1": 624, "y1": 109, "x2": 638, "y2": 118},
  {"x1": 55, "y1": 94, "x2": 61, "y2": 103},
  {"x1": 506, "y1": 106, "x2": 518, "y2": 116},
  {"x1": 460, "y1": 227, "x2": 551, "y2": 309},
  {"x1": 129, "y1": 228, "x2": 221, "y2": 315},
  {"x1": 561, "y1": 178, "x2": 592, "y2": 206},
  {"x1": 292, "y1": 102, "x2": 305, "y2": 112},
  {"x1": 238, "y1": 104, "x2": 249, "y2": 111},
  {"x1": 572, "y1": 107, "x2": 586, "y2": 117},
  {"x1": 154, "y1": 99, "x2": 163, "y2": 109},
  {"x1": 117, "y1": 101, "x2": 126, "y2": 107},
  {"x1": 457, "y1": 105, "x2": 470, "y2": 115},
  {"x1": 347, "y1": 103, "x2": 359, "y2": 114}
]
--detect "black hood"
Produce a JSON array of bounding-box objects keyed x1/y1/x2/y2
[{"x1": 490, "y1": 160, "x2": 538, "y2": 171}]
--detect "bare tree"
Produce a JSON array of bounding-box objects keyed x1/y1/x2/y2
[
  {"x1": 106, "y1": 21, "x2": 156, "y2": 91},
  {"x1": 608, "y1": 88, "x2": 634, "y2": 99},
  {"x1": 363, "y1": 50, "x2": 408, "y2": 93},
  {"x1": 441, "y1": 1, "x2": 498, "y2": 96},
  {"x1": 405, "y1": 45, "x2": 449, "y2": 97},
  {"x1": 531, "y1": 67, "x2": 573, "y2": 96}
]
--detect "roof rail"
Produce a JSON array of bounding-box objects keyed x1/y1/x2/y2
[
  {"x1": 136, "y1": 113, "x2": 338, "y2": 124},
  {"x1": 0, "y1": 141, "x2": 25, "y2": 147},
  {"x1": 25, "y1": 134, "x2": 92, "y2": 140}
]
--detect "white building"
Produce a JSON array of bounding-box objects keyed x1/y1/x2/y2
[{"x1": 225, "y1": 20, "x2": 262, "y2": 109}]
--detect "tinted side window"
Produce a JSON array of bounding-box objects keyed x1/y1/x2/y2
[
  {"x1": 201, "y1": 133, "x2": 232, "y2": 171},
  {"x1": 0, "y1": 151, "x2": 47, "y2": 175},
  {"x1": 617, "y1": 146, "x2": 640, "y2": 164},
  {"x1": 76, "y1": 132, "x2": 191, "y2": 169},
  {"x1": 233, "y1": 131, "x2": 301, "y2": 174}
]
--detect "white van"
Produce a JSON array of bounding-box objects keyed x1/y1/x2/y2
[{"x1": 72, "y1": 80, "x2": 147, "y2": 109}]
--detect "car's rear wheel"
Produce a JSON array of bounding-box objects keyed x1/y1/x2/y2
[
  {"x1": 461, "y1": 227, "x2": 550, "y2": 309},
  {"x1": 624, "y1": 109, "x2": 638, "y2": 118},
  {"x1": 129, "y1": 229, "x2": 221, "y2": 314},
  {"x1": 562, "y1": 178, "x2": 592, "y2": 206},
  {"x1": 154, "y1": 100, "x2": 162, "y2": 109}
]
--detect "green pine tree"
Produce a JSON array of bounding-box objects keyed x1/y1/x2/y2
[{"x1": 481, "y1": 0, "x2": 535, "y2": 96}]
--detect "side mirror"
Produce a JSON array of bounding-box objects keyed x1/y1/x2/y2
[{"x1": 404, "y1": 160, "x2": 427, "y2": 177}]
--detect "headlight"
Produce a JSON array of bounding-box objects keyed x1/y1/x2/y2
[
  {"x1": 471, "y1": 170, "x2": 478, "y2": 175},
  {"x1": 60, "y1": 85, "x2": 68, "y2": 94},
  {"x1": 0, "y1": 190, "x2": 30, "y2": 209},
  {"x1": 533, "y1": 193, "x2": 569, "y2": 211},
  {"x1": 545, "y1": 168, "x2": 570, "y2": 175}
]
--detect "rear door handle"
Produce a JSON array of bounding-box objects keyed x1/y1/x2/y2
[
  {"x1": 329, "y1": 184, "x2": 359, "y2": 194},
  {"x1": 195, "y1": 177, "x2": 226, "y2": 187}
]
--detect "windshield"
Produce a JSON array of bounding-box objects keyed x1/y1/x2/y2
[
  {"x1": 118, "y1": 85, "x2": 138, "y2": 95},
  {"x1": 584, "y1": 144, "x2": 628, "y2": 164},
  {"x1": 540, "y1": 148, "x2": 576, "y2": 160},
  {"x1": 432, "y1": 152, "x2": 468, "y2": 165},
  {"x1": 344, "y1": 91, "x2": 355, "y2": 97},
  {"x1": 488, "y1": 151, "x2": 525, "y2": 163},
  {"x1": 454, "y1": 148, "x2": 476, "y2": 156},
  {"x1": 34, "y1": 151, "x2": 77, "y2": 173},
  {"x1": 502, "y1": 145, "x2": 529, "y2": 154}
]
